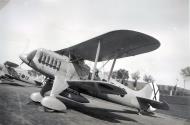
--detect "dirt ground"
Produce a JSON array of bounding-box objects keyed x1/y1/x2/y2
[{"x1": 0, "y1": 80, "x2": 189, "y2": 125}]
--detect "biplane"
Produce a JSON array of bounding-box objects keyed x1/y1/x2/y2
[
  {"x1": 0, "y1": 61, "x2": 43, "y2": 86},
  {"x1": 19, "y1": 30, "x2": 169, "y2": 114}
]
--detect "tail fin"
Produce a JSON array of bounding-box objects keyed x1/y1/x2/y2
[
  {"x1": 137, "y1": 82, "x2": 169, "y2": 111},
  {"x1": 137, "y1": 82, "x2": 160, "y2": 102}
]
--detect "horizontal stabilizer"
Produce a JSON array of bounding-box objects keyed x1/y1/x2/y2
[{"x1": 137, "y1": 97, "x2": 169, "y2": 110}]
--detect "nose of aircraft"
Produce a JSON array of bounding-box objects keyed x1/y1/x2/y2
[{"x1": 19, "y1": 50, "x2": 37, "y2": 65}]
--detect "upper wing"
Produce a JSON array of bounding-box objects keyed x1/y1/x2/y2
[
  {"x1": 55, "y1": 30, "x2": 160, "y2": 62},
  {"x1": 67, "y1": 80, "x2": 127, "y2": 95}
]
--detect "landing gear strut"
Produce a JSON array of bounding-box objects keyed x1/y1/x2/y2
[
  {"x1": 137, "y1": 109, "x2": 142, "y2": 115},
  {"x1": 30, "y1": 77, "x2": 53, "y2": 102}
]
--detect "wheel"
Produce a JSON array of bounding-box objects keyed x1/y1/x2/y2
[
  {"x1": 41, "y1": 96, "x2": 67, "y2": 112},
  {"x1": 43, "y1": 106, "x2": 55, "y2": 112},
  {"x1": 30, "y1": 92, "x2": 43, "y2": 102}
]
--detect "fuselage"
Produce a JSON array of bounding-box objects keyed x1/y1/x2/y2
[{"x1": 0, "y1": 62, "x2": 40, "y2": 84}]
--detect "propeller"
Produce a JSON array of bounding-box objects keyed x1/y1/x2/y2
[
  {"x1": 19, "y1": 38, "x2": 31, "y2": 67},
  {"x1": 19, "y1": 61, "x2": 24, "y2": 68}
]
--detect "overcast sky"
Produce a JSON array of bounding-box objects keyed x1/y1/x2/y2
[{"x1": 0, "y1": 0, "x2": 189, "y2": 88}]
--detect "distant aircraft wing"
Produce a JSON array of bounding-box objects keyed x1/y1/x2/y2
[
  {"x1": 137, "y1": 97, "x2": 169, "y2": 110},
  {"x1": 4, "y1": 61, "x2": 19, "y2": 68},
  {"x1": 55, "y1": 30, "x2": 160, "y2": 62},
  {"x1": 67, "y1": 80, "x2": 127, "y2": 95}
]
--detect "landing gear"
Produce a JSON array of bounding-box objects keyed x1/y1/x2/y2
[
  {"x1": 43, "y1": 106, "x2": 55, "y2": 112},
  {"x1": 40, "y1": 78, "x2": 53, "y2": 96},
  {"x1": 137, "y1": 109, "x2": 155, "y2": 116},
  {"x1": 137, "y1": 109, "x2": 142, "y2": 115},
  {"x1": 30, "y1": 92, "x2": 43, "y2": 102},
  {"x1": 30, "y1": 77, "x2": 53, "y2": 102},
  {"x1": 41, "y1": 96, "x2": 67, "y2": 112}
]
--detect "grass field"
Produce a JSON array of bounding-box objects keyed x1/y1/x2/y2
[{"x1": 0, "y1": 80, "x2": 189, "y2": 125}]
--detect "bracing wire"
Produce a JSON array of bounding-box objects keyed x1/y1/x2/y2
[{"x1": 99, "y1": 59, "x2": 110, "y2": 70}]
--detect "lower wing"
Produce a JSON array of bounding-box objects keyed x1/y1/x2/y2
[{"x1": 67, "y1": 80, "x2": 127, "y2": 96}]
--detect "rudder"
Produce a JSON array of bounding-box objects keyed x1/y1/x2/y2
[{"x1": 137, "y1": 82, "x2": 160, "y2": 102}]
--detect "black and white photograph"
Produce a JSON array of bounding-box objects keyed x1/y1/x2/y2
[{"x1": 0, "y1": 0, "x2": 189, "y2": 125}]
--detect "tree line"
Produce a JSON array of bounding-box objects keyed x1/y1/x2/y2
[
  {"x1": 111, "y1": 66, "x2": 190, "y2": 90},
  {"x1": 111, "y1": 69, "x2": 154, "y2": 90}
]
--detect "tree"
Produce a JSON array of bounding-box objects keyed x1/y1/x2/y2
[
  {"x1": 117, "y1": 69, "x2": 129, "y2": 84},
  {"x1": 181, "y1": 66, "x2": 190, "y2": 77},
  {"x1": 111, "y1": 69, "x2": 129, "y2": 84},
  {"x1": 180, "y1": 66, "x2": 190, "y2": 93},
  {"x1": 143, "y1": 74, "x2": 154, "y2": 83},
  {"x1": 131, "y1": 71, "x2": 140, "y2": 90}
]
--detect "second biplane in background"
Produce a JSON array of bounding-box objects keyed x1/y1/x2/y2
[{"x1": 0, "y1": 61, "x2": 43, "y2": 86}]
